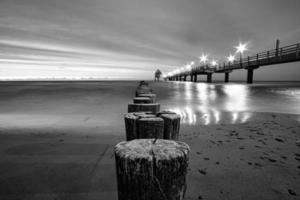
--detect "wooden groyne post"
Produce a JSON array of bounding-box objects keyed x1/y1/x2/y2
[
  {"x1": 115, "y1": 139, "x2": 190, "y2": 200},
  {"x1": 116, "y1": 81, "x2": 188, "y2": 200},
  {"x1": 124, "y1": 111, "x2": 180, "y2": 140},
  {"x1": 128, "y1": 103, "x2": 160, "y2": 114},
  {"x1": 160, "y1": 113, "x2": 180, "y2": 140},
  {"x1": 133, "y1": 97, "x2": 153, "y2": 104},
  {"x1": 137, "y1": 93, "x2": 157, "y2": 103},
  {"x1": 138, "y1": 117, "x2": 164, "y2": 139}
]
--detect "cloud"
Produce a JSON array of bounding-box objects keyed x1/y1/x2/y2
[{"x1": 0, "y1": 0, "x2": 300, "y2": 80}]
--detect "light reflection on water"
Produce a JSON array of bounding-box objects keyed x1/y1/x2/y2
[
  {"x1": 162, "y1": 82, "x2": 300, "y2": 125},
  {"x1": 168, "y1": 107, "x2": 252, "y2": 125},
  {"x1": 223, "y1": 84, "x2": 248, "y2": 112}
]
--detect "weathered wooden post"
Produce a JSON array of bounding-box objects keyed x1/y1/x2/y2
[
  {"x1": 135, "y1": 81, "x2": 153, "y2": 96},
  {"x1": 124, "y1": 113, "x2": 139, "y2": 140},
  {"x1": 124, "y1": 112, "x2": 156, "y2": 140},
  {"x1": 160, "y1": 113, "x2": 181, "y2": 140},
  {"x1": 128, "y1": 103, "x2": 160, "y2": 114},
  {"x1": 138, "y1": 117, "x2": 164, "y2": 139},
  {"x1": 133, "y1": 97, "x2": 152, "y2": 104},
  {"x1": 138, "y1": 93, "x2": 156, "y2": 103},
  {"x1": 156, "y1": 110, "x2": 176, "y2": 117},
  {"x1": 115, "y1": 139, "x2": 190, "y2": 200}
]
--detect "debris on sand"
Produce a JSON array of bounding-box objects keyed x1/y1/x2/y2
[
  {"x1": 275, "y1": 138, "x2": 284, "y2": 143},
  {"x1": 198, "y1": 169, "x2": 207, "y2": 175},
  {"x1": 288, "y1": 189, "x2": 297, "y2": 196}
]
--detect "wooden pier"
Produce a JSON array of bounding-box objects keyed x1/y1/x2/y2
[{"x1": 167, "y1": 41, "x2": 300, "y2": 84}]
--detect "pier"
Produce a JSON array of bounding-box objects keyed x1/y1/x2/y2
[{"x1": 167, "y1": 41, "x2": 300, "y2": 84}]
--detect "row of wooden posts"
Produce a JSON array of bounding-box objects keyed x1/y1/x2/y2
[{"x1": 114, "y1": 82, "x2": 190, "y2": 200}]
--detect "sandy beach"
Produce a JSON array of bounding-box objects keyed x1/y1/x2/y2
[
  {"x1": 0, "y1": 111, "x2": 299, "y2": 200},
  {"x1": 0, "y1": 81, "x2": 299, "y2": 199}
]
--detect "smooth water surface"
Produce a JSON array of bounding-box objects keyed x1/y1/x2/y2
[{"x1": 0, "y1": 81, "x2": 299, "y2": 132}]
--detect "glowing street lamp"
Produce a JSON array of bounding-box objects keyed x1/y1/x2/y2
[
  {"x1": 235, "y1": 42, "x2": 248, "y2": 54},
  {"x1": 181, "y1": 66, "x2": 186, "y2": 73},
  {"x1": 235, "y1": 42, "x2": 248, "y2": 61},
  {"x1": 227, "y1": 54, "x2": 235, "y2": 63},
  {"x1": 210, "y1": 60, "x2": 218, "y2": 67},
  {"x1": 199, "y1": 54, "x2": 208, "y2": 63},
  {"x1": 187, "y1": 61, "x2": 194, "y2": 71},
  {"x1": 185, "y1": 64, "x2": 191, "y2": 71}
]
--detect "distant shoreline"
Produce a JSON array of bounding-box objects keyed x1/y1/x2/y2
[{"x1": 1, "y1": 80, "x2": 300, "y2": 83}]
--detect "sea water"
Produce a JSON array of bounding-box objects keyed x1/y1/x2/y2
[{"x1": 0, "y1": 81, "x2": 299, "y2": 132}]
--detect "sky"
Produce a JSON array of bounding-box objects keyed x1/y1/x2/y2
[{"x1": 0, "y1": 0, "x2": 300, "y2": 80}]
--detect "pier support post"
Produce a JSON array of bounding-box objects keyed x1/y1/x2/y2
[
  {"x1": 115, "y1": 139, "x2": 190, "y2": 200},
  {"x1": 207, "y1": 73, "x2": 212, "y2": 83},
  {"x1": 183, "y1": 75, "x2": 187, "y2": 81},
  {"x1": 194, "y1": 74, "x2": 197, "y2": 82},
  {"x1": 225, "y1": 72, "x2": 229, "y2": 83},
  {"x1": 247, "y1": 68, "x2": 254, "y2": 84}
]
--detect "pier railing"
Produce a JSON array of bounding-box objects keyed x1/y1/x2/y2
[{"x1": 216, "y1": 42, "x2": 300, "y2": 72}]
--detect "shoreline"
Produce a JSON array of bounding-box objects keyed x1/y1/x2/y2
[{"x1": 0, "y1": 111, "x2": 299, "y2": 135}]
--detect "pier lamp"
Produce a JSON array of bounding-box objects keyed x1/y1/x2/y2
[
  {"x1": 187, "y1": 61, "x2": 194, "y2": 71},
  {"x1": 235, "y1": 42, "x2": 248, "y2": 61},
  {"x1": 180, "y1": 67, "x2": 186, "y2": 73},
  {"x1": 199, "y1": 54, "x2": 208, "y2": 63},
  {"x1": 227, "y1": 54, "x2": 235, "y2": 63},
  {"x1": 185, "y1": 64, "x2": 191, "y2": 71},
  {"x1": 210, "y1": 60, "x2": 218, "y2": 70},
  {"x1": 211, "y1": 60, "x2": 218, "y2": 67}
]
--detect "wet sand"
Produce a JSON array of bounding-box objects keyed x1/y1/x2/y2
[{"x1": 0, "y1": 112, "x2": 299, "y2": 200}]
